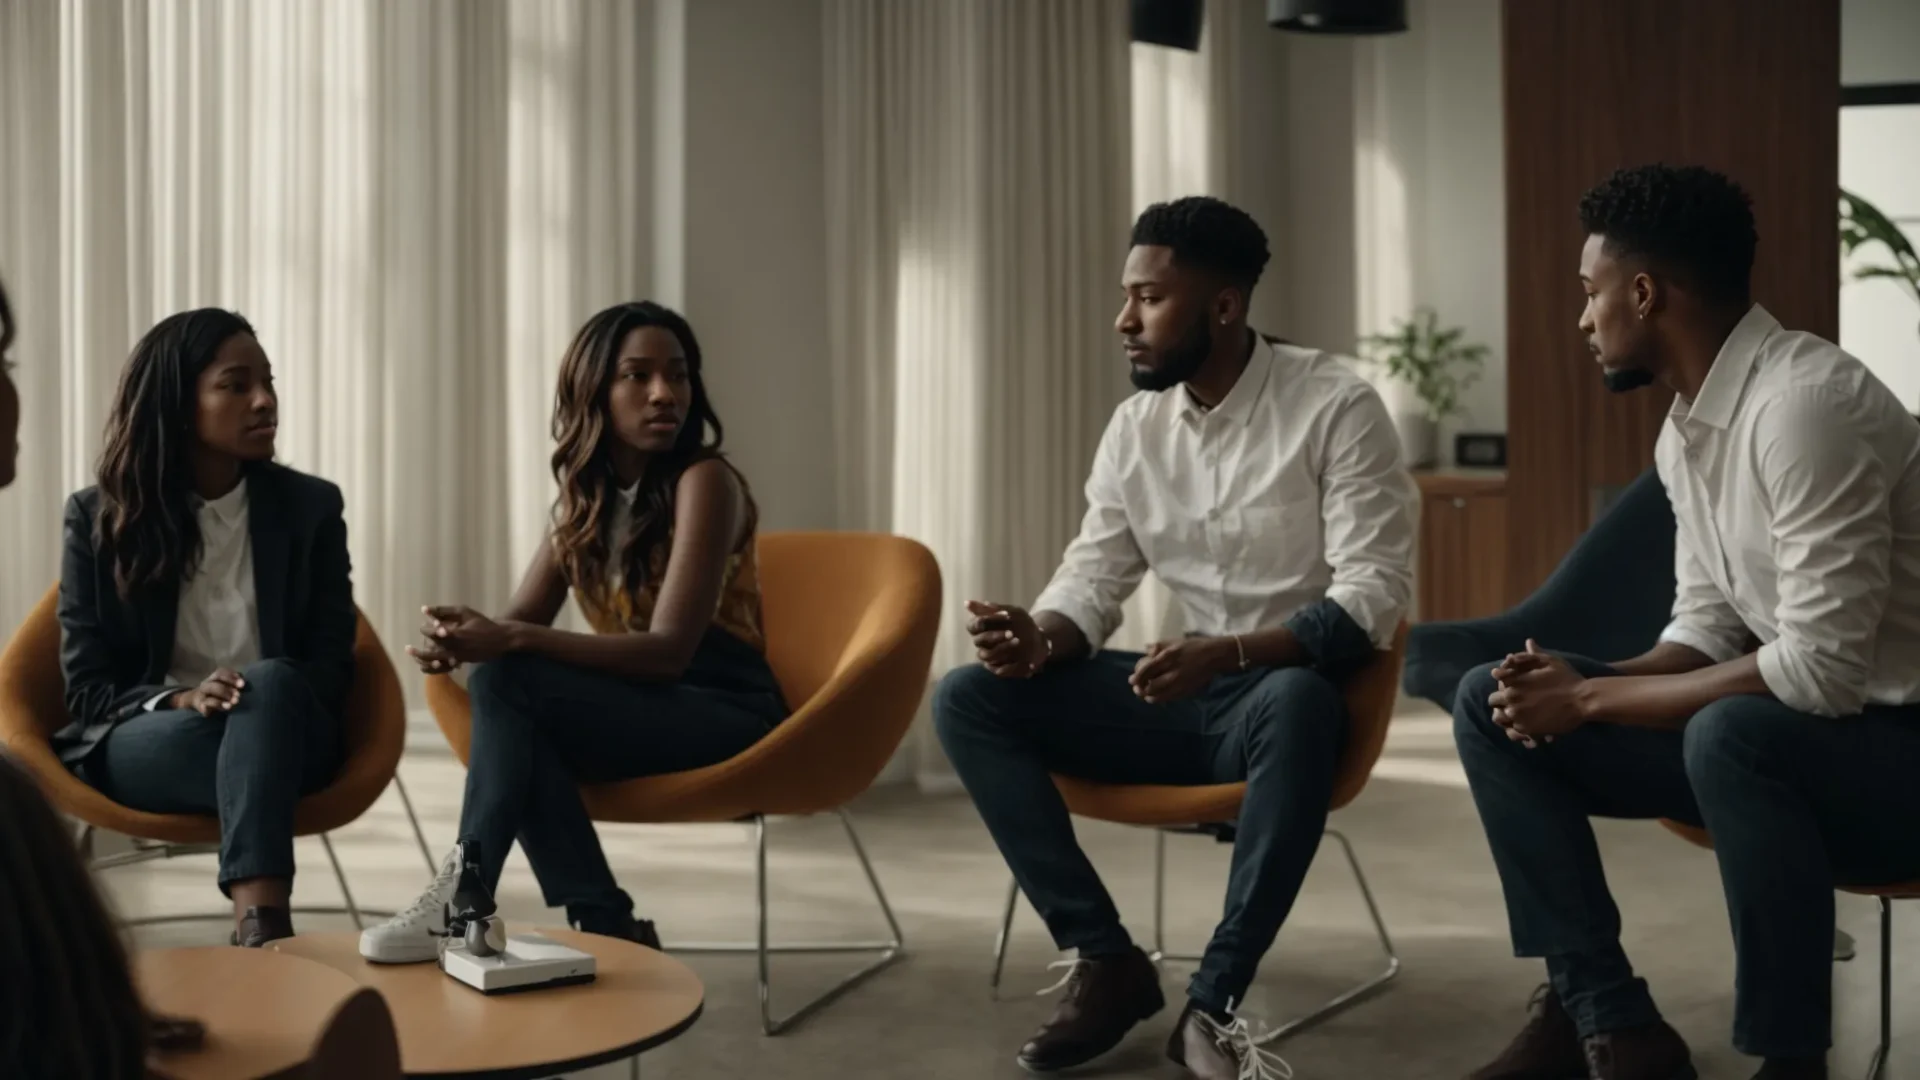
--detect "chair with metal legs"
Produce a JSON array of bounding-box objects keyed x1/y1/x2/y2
[
  {"x1": 987, "y1": 622, "x2": 1409, "y2": 1045},
  {"x1": 1660, "y1": 819, "x2": 1918, "y2": 1080},
  {"x1": 425, "y1": 531, "x2": 943, "y2": 1035},
  {"x1": 0, "y1": 586, "x2": 433, "y2": 930}
]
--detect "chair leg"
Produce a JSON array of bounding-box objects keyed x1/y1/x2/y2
[
  {"x1": 989, "y1": 876, "x2": 1020, "y2": 998},
  {"x1": 1249, "y1": 829, "x2": 1401, "y2": 1045},
  {"x1": 1866, "y1": 897, "x2": 1891, "y2": 1080},
  {"x1": 391, "y1": 772, "x2": 438, "y2": 874},
  {"x1": 671, "y1": 809, "x2": 906, "y2": 1036},
  {"x1": 998, "y1": 826, "x2": 1400, "y2": 1042},
  {"x1": 86, "y1": 832, "x2": 394, "y2": 931},
  {"x1": 319, "y1": 834, "x2": 365, "y2": 930}
]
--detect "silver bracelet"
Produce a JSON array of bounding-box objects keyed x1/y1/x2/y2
[{"x1": 1233, "y1": 633, "x2": 1249, "y2": 671}]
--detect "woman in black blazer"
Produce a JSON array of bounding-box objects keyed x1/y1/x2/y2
[{"x1": 56, "y1": 308, "x2": 356, "y2": 947}]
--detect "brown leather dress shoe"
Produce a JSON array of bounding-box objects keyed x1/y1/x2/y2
[
  {"x1": 1017, "y1": 947, "x2": 1165, "y2": 1073},
  {"x1": 1166, "y1": 1002, "x2": 1293, "y2": 1079},
  {"x1": 231, "y1": 906, "x2": 295, "y2": 948},
  {"x1": 1581, "y1": 1021, "x2": 1696, "y2": 1080},
  {"x1": 1468, "y1": 985, "x2": 1586, "y2": 1080}
]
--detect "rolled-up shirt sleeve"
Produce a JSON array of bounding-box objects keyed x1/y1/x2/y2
[
  {"x1": 1032, "y1": 407, "x2": 1148, "y2": 653},
  {"x1": 1657, "y1": 533, "x2": 1750, "y2": 665},
  {"x1": 1751, "y1": 388, "x2": 1891, "y2": 717},
  {"x1": 1311, "y1": 385, "x2": 1417, "y2": 650}
]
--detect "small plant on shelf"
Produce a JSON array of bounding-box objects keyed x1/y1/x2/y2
[{"x1": 1360, "y1": 307, "x2": 1488, "y2": 424}]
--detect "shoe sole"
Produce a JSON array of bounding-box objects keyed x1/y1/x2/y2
[
  {"x1": 1014, "y1": 985, "x2": 1167, "y2": 1074},
  {"x1": 358, "y1": 936, "x2": 441, "y2": 965}
]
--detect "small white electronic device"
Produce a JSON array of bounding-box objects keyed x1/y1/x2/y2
[{"x1": 439, "y1": 931, "x2": 597, "y2": 994}]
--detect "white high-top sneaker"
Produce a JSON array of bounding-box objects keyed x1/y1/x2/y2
[{"x1": 359, "y1": 842, "x2": 467, "y2": 964}]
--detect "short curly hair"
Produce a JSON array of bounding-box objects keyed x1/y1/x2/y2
[
  {"x1": 1131, "y1": 196, "x2": 1271, "y2": 292},
  {"x1": 1578, "y1": 164, "x2": 1757, "y2": 307}
]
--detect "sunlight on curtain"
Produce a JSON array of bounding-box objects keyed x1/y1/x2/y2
[
  {"x1": 0, "y1": 0, "x2": 646, "y2": 700},
  {"x1": 824, "y1": 0, "x2": 1130, "y2": 788}
]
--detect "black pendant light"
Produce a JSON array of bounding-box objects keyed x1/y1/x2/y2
[
  {"x1": 1267, "y1": 0, "x2": 1407, "y2": 35},
  {"x1": 1131, "y1": 0, "x2": 1206, "y2": 52}
]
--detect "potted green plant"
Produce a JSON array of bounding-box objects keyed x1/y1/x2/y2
[
  {"x1": 1840, "y1": 188, "x2": 1920, "y2": 343},
  {"x1": 1360, "y1": 307, "x2": 1488, "y2": 468}
]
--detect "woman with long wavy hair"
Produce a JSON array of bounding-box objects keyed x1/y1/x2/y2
[
  {"x1": 360, "y1": 301, "x2": 786, "y2": 962},
  {"x1": 55, "y1": 308, "x2": 356, "y2": 948}
]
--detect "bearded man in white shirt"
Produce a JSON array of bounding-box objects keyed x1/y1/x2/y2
[
  {"x1": 932, "y1": 196, "x2": 1418, "y2": 1080},
  {"x1": 1457, "y1": 164, "x2": 1920, "y2": 1080}
]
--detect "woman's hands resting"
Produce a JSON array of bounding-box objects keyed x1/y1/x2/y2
[{"x1": 406, "y1": 605, "x2": 520, "y2": 674}]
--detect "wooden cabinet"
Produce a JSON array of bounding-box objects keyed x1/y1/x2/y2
[{"x1": 1415, "y1": 470, "x2": 1508, "y2": 623}]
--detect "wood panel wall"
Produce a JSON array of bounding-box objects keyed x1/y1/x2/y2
[{"x1": 1502, "y1": 0, "x2": 1839, "y2": 603}]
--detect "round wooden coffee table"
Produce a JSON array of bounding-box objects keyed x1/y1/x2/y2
[
  {"x1": 272, "y1": 929, "x2": 704, "y2": 1079},
  {"x1": 136, "y1": 946, "x2": 363, "y2": 1080}
]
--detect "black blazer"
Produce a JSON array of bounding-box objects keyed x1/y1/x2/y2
[{"x1": 54, "y1": 462, "x2": 356, "y2": 766}]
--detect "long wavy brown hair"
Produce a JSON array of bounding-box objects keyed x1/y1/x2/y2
[
  {"x1": 0, "y1": 757, "x2": 148, "y2": 1078},
  {"x1": 549, "y1": 301, "x2": 733, "y2": 601},
  {"x1": 94, "y1": 308, "x2": 260, "y2": 599}
]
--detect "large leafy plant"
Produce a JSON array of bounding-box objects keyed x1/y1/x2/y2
[
  {"x1": 1360, "y1": 307, "x2": 1488, "y2": 423},
  {"x1": 1840, "y1": 189, "x2": 1920, "y2": 335}
]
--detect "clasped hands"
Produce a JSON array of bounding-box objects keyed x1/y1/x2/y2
[
  {"x1": 963, "y1": 600, "x2": 1233, "y2": 703},
  {"x1": 405, "y1": 605, "x2": 518, "y2": 674},
  {"x1": 1489, "y1": 639, "x2": 1588, "y2": 747}
]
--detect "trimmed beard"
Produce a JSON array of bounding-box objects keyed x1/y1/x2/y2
[
  {"x1": 1601, "y1": 367, "x2": 1655, "y2": 393},
  {"x1": 1129, "y1": 312, "x2": 1212, "y2": 392}
]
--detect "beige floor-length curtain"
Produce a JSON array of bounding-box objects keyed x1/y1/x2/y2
[
  {"x1": 824, "y1": 0, "x2": 1134, "y2": 788},
  {"x1": 0, "y1": 0, "x2": 647, "y2": 702}
]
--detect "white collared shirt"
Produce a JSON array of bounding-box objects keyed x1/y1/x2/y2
[
  {"x1": 154, "y1": 481, "x2": 261, "y2": 700},
  {"x1": 1656, "y1": 304, "x2": 1920, "y2": 717},
  {"x1": 1033, "y1": 335, "x2": 1418, "y2": 653}
]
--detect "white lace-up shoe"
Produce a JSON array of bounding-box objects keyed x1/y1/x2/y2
[{"x1": 358, "y1": 842, "x2": 467, "y2": 964}]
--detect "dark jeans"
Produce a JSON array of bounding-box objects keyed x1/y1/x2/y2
[
  {"x1": 82, "y1": 658, "x2": 342, "y2": 895},
  {"x1": 1453, "y1": 656, "x2": 1920, "y2": 1058},
  {"x1": 457, "y1": 651, "x2": 782, "y2": 931},
  {"x1": 933, "y1": 653, "x2": 1349, "y2": 1014}
]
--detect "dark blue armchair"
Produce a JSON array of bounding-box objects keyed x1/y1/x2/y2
[{"x1": 1402, "y1": 466, "x2": 1678, "y2": 710}]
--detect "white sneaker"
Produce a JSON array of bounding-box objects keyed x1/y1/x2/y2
[{"x1": 359, "y1": 842, "x2": 465, "y2": 964}]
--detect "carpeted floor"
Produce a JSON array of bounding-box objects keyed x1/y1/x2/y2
[{"x1": 111, "y1": 709, "x2": 1914, "y2": 1079}]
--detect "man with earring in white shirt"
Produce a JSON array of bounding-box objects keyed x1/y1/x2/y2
[
  {"x1": 933, "y1": 196, "x2": 1418, "y2": 1079},
  {"x1": 1456, "y1": 164, "x2": 1920, "y2": 1080}
]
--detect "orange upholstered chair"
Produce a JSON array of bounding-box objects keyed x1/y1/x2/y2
[
  {"x1": 423, "y1": 531, "x2": 943, "y2": 1035},
  {"x1": 1660, "y1": 818, "x2": 1917, "y2": 1080},
  {"x1": 988, "y1": 621, "x2": 1411, "y2": 1043},
  {"x1": 0, "y1": 585, "x2": 421, "y2": 928}
]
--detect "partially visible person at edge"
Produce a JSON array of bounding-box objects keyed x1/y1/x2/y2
[
  {"x1": 358, "y1": 300, "x2": 788, "y2": 964},
  {"x1": 1454, "y1": 163, "x2": 1920, "y2": 1080},
  {"x1": 55, "y1": 309, "x2": 355, "y2": 948},
  {"x1": 0, "y1": 275, "x2": 17, "y2": 488},
  {"x1": 0, "y1": 283, "x2": 206, "y2": 1077},
  {"x1": 932, "y1": 196, "x2": 1418, "y2": 1080}
]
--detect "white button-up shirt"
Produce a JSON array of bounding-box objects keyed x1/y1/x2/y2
[
  {"x1": 1033, "y1": 335, "x2": 1418, "y2": 653},
  {"x1": 160, "y1": 481, "x2": 261, "y2": 695},
  {"x1": 1656, "y1": 304, "x2": 1920, "y2": 717}
]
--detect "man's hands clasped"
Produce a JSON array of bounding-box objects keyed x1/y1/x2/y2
[{"x1": 1489, "y1": 638, "x2": 1588, "y2": 747}]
